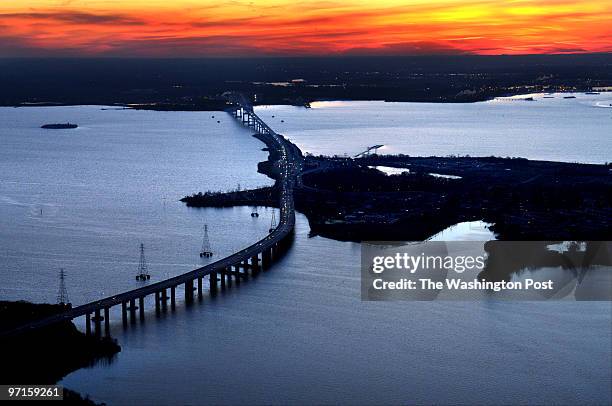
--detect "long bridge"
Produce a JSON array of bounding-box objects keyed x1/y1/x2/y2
[{"x1": 1, "y1": 94, "x2": 301, "y2": 339}]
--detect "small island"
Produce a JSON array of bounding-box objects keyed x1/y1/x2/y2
[{"x1": 41, "y1": 123, "x2": 78, "y2": 129}]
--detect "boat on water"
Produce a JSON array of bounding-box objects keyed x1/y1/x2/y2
[
  {"x1": 563, "y1": 96, "x2": 577, "y2": 99},
  {"x1": 585, "y1": 92, "x2": 600, "y2": 95},
  {"x1": 41, "y1": 123, "x2": 78, "y2": 129}
]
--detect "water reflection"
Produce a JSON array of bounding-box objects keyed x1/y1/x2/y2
[
  {"x1": 364, "y1": 228, "x2": 611, "y2": 301},
  {"x1": 61, "y1": 216, "x2": 612, "y2": 405},
  {"x1": 482, "y1": 241, "x2": 612, "y2": 300}
]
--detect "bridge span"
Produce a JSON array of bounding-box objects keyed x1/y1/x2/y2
[{"x1": 2, "y1": 95, "x2": 301, "y2": 339}]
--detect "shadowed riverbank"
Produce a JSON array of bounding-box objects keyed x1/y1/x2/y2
[{"x1": 0, "y1": 301, "x2": 120, "y2": 402}]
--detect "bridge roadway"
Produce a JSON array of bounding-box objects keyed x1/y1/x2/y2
[{"x1": 1, "y1": 97, "x2": 300, "y2": 338}]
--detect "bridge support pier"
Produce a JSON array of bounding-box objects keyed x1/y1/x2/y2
[
  {"x1": 210, "y1": 272, "x2": 218, "y2": 294},
  {"x1": 103, "y1": 307, "x2": 110, "y2": 337},
  {"x1": 121, "y1": 302, "x2": 128, "y2": 326},
  {"x1": 251, "y1": 255, "x2": 260, "y2": 275},
  {"x1": 226, "y1": 267, "x2": 232, "y2": 288},
  {"x1": 220, "y1": 271, "x2": 226, "y2": 290},
  {"x1": 262, "y1": 249, "x2": 271, "y2": 269},
  {"x1": 139, "y1": 297, "x2": 145, "y2": 321},
  {"x1": 161, "y1": 289, "x2": 168, "y2": 311},
  {"x1": 155, "y1": 291, "x2": 161, "y2": 314},
  {"x1": 170, "y1": 287, "x2": 176, "y2": 310},
  {"x1": 129, "y1": 298, "x2": 137, "y2": 322},
  {"x1": 94, "y1": 309, "x2": 101, "y2": 337},
  {"x1": 197, "y1": 277, "x2": 203, "y2": 299},
  {"x1": 234, "y1": 265, "x2": 241, "y2": 285},
  {"x1": 185, "y1": 280, "x2": 194, "y2": 304},
  {"x1": 85, "y1": 313, "x2": 91, "y2": 336}
]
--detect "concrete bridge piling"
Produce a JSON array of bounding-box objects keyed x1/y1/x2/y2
[
  {"x1": 104, "y1": 307, "x2": 110, "y2": 337},
  {"x1": 139, "y1": 297, "x2": 145, "y2": 320},
  {"x1": 186, "y1": 280, "x2": 195, "y2": 304}
]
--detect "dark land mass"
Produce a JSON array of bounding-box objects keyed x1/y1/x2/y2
[
  {"x1": 0, "y1": 301, "x2": 120, "y2": 404},
  {"x1": 182, "y1": 146, "x2": 612, "y2": 241},
  {"x1": 1, "y1": 54, "x2": 611, "y2": 109},
  {"x1": 297, "y1": 155, "x2": 612, "y2": 241}
]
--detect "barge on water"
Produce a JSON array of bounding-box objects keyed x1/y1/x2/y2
[{"x1": 41, "y1": 123, "x2": 78, "y2": 129}]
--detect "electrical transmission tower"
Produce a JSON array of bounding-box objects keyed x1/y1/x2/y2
[
  {"x1": 136, "y1": 243, "x2": 151, "y2": 281},
  {"x1": 200, "y1": 224, "x2": 213, "y2": 257},
  {"x1": 57, "y1": 268, "x2": 69, "y2": 305},
  {"x1": 269, "y1": 210, "x2": 277, "y2": 233}
]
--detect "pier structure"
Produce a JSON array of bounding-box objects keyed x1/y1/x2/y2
[{"x1": 2, "y1": 93, "x2": 300, "y2": 339}]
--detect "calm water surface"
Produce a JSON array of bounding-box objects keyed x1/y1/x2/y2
[
  {"x1": 0, "y1": 103, "x2": 609, "y2": 405},
  {"x1": 255, "y1": 92, "x2": 612, "y2": 163},
  {"x1": 0, "y1": 106, "x2": 273, "y2": 304},
  {"x1": 62, "y1": 215, "x2": 611, "y2": 405}
]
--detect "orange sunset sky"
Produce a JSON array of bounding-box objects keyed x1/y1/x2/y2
[{"x1": 1, "y1": 0, "x2": 611, "y2": 56}]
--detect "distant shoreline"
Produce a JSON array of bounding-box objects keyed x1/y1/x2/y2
[
  {"x1": 2, "y1": 55, "x2": 610, "y2": 110},
  {"x1": 3, "y1": 89, "x2": 609, "y2": 111}
]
